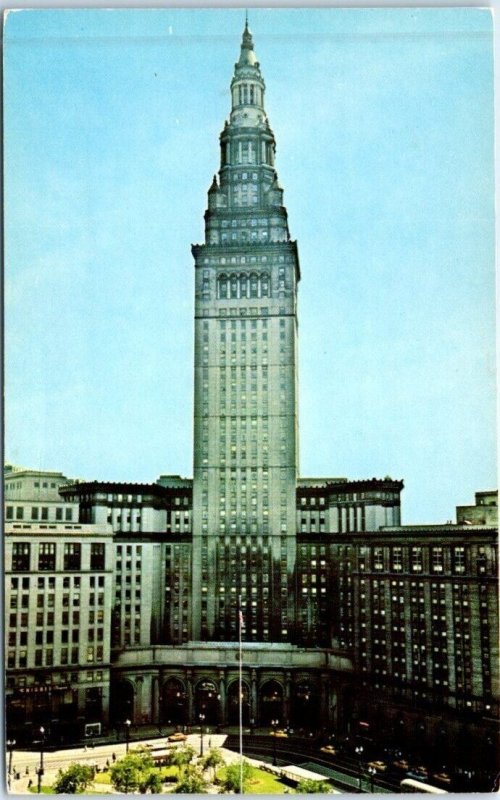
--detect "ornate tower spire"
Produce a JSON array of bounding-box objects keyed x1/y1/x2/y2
[{"x1": 191, "y1": 24, "x2": 300, "y2": 644}]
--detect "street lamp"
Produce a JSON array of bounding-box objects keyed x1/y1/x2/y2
[
  {"x1": 367, "y1": 765, "x2": 377, "y2": 793},
  {"x1": 37, "y1": 727, "x2": 45, "y2": 794},
  {"x1": 125, "y1": 719, "x2": 131, "y2": 753},
  {"x1": 355, "y1": 745, "x2": 364, "y2": 792},
  {"x1": 271, "y1": 719, "x2": 279, "y2": 766},
  {"x1": 199, "y1": 713, "x2": 206, "y2": 757},
  {"x1": 6, "y1": 739, "x2": 16, "y2": 777}
]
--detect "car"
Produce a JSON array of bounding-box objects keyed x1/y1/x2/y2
[
  {"x1": 168, "y1": 732, "x2": 188, "y2": 742},
  {"x1": 270, "y1": 729, "x2": 288, "y2": 737},
  {"x1": 432, "y1": 772, "x2": 452, "y2": 786},
  {"x1": 393, "y1": 759, "x2": 409, "y2": 771},
  {"x1": 367, "y1": 761, "x2": 388, "y2": 772},
  {"x1": 408, "y1": 766, "x2": 429, "y2": 780},
  {"x1": 320, "y1": 745, "x2": 337, "y2": 754}
]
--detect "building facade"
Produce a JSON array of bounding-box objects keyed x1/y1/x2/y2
[
  {"x1": 4, "y1": 22, "x2": 498, "y2": 786},
  {"x1": 191, "y1": 21, "x2": 300, "y2": 644}
]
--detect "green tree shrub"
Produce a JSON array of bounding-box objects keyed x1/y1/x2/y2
[{"x1": 52, "y1": 763, "x2": 94, "y2": 794}]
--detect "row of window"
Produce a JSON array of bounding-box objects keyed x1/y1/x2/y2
[
  {"x1": 10, "y1": 542, "x2": 105, "y2": 572},
  {"x1": 359, "y1": 545, "x2": 489, "y2": 574},
  {"x1": 6, "y1": 506, "x2": 73, "y2": 521},
  {"x1": 202, "y1": 254, "x2": 290, "y2": 266}
]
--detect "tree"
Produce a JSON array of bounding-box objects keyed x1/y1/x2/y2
[
  {"x1": 296, "y1": 778, "x2": 333, "y2": 793},
  {"x1": 220, "y1": 761, "x2": 254, "y2": 793},
  {"x1": 139, "y1": 770, "x2": 163, "y2": 794},
  {"x1": 167, "y1": 744, "x2": 196, "y2": 776},
  {"x1": 52, "y1": 763, "x2": 94, "y2": 794},
  {"x1": 175, "y1": 764, "x2": 207, "y2": 794},
  {"x1": 202, "y1": 747, "x2": 225, "y2": 782},
  {"x1": 109, "y1": 749, "x2": 156, "y2": 794}
]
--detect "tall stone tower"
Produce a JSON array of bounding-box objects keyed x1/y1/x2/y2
[{"x1": 191, "y1": 21, "x2": 300, "y2": 643}]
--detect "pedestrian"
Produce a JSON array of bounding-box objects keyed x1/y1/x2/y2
[
  {"x1": 27, "y1": 779, "x2": 32, "y2": 789},
  {"x1": 106, "y1": 759, "x2": 110, "y2": 768},
  {"x1": 25, "y1": 766, "x2": 29, "y2": 775},
  {"x1": 112, "y1": 752, "x2": 116, "y2": 762}
]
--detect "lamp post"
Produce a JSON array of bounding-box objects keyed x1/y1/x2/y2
[
  {"x1": 271, "y1": 719, "x2": 279, "y2": 766},
  {"x1": 125, "y1": 719, "x2": 131, "y2": 753},
  {"x1": 367, "y1": 765, "x2": 377, "y2": 793},
  {"x1": 199, "y1": 713, "x2": 206, "y2": 757},
  {"x1": 355, "y1": 745, "x2": 364, "y2": 792},
  {"x1": 37, "y1": 727, "x2": 45, "y2": 794},
  {"x1": 7, "y1": 739, "x2": 16, "y2": 777}
]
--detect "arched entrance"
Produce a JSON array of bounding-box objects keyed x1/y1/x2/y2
[
  {"x1": 227, "y1": 680, "x2": 250, "y2": 726},
  {"x1": 259, "y1": 680, "x2": 284, "y2": 726},
  {"x1": 110, "y1": 679, "x2": 134, "y2": 726},
  {"x1": 194, "y1": 679, "x2": 219, "y2": 726},
  {"x1": 291, "y1": 682, "x2": 320, "y2": 730},
  {"x1": 161, "y1": 678, "x2": 187, "y2": 726}
]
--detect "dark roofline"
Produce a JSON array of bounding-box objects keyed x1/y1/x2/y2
[
  {"x1": 59, "y1": 481, "x2": 191, "y2": 497},
  {"x1": 297, "y1": 478, "x2": 404, "y2": 493}
]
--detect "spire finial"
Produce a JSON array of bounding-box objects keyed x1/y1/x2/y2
[{"x1": 245, "y1": 9, "x2": 249, "y2": 29}]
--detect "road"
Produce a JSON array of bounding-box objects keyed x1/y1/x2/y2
[{"x1": 224, "y1": 735, "x2": 400, "y2": 793}]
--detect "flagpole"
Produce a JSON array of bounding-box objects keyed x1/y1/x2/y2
[{"x1": 238, "y1": 595, "x2": 244, "y2": 794}]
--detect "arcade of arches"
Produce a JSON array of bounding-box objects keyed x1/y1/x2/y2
[{"x1": 109, "y1": 668, "x2": 341, "y2": 731}]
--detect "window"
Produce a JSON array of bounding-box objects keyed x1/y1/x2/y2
[
  {"x1": 411, "y1": 547, "x2": 423, "y2": 573},
  {"x1": 64, "y1": 543, "x2": 81, "y2": 571},
  {"x1": 431, "y1": 547, "x2": 444, "y2": 573},
  {"x1": 90, "y1": 543, "x2": 105, "y2": 571},
  {"x1": 392, "y1": 547, "x2": 403, "y2": 571},
  {"x1": 12, "y1": 542, "x2": 30, "y2": 571},
  {"x1": 39, "y1": 542, "x2": 56, "y2": 571},
  {"x1": 453, "y1": 547, "x2": 466, "y2": 574},
  {"x1": 65, "y1": 508, "x2": 73, "y2": 521}
]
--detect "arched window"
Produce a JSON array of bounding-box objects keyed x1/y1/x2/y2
[
  {"x1": 261, "y1": 274, "x2": 270, "y2": 297},
  {"x1": 250, "y1": 273, "x2": 259, "y2": 298},
  {"x1": 240, "y1": 274, "x2": 248, "y2": 298},
  {"x1": 230, "y1": 274, "x2": 238, "y2": 299},
  {"x1": 218, "y1": 275, "x2": 228, "y2": 299}
]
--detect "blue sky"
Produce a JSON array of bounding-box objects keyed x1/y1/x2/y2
[{"x1": 5, "y1": 8, "x2": 496, "y2": 523}]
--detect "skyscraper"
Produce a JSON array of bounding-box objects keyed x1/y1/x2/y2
[{"x1": 191, "y1": 21, "x2": 300, "y2": 643}]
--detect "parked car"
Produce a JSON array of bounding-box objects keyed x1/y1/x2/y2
[
  {"x1": 408, "y1": 766, "x2": 429, "y2": 780},
  {"x1": 168, "y1": 732, "x2": 188, "y2": 742},
  {"x1": 393, "y1": 759, "x2": 409, "y2": 771},
  {"x1": 432, "y1": 772, "x2": 452, "y2": 786},
  {"x1": 270, "y1": 729, "x2": 288, "y2": 737},
  {"x1": 320, "y1": 745, "x2": 337, "y2": 754},
  {"x1": 367, "y1": 761, "x2": 388, "y2": 773}
]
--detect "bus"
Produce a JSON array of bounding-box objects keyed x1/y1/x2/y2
[{"x1": 401, "y1": 778, "x2": 448, "y2": 793}]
